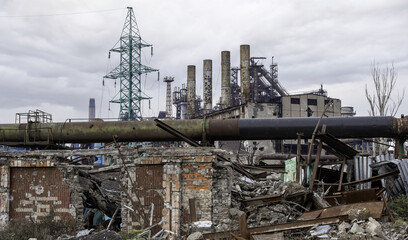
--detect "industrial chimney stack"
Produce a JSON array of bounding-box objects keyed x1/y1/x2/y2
[
  {"x1": 187, "y1": 65, "x2": 196, "y2": 119},
  {"x1": 240, "y1": 44, "x2": 250, "y2": 103},
  {"x1": 203, "y1": 59, "x2": 213, "y2": 114},
  {"x1": 221, "y1": 51, "x2": 231, "y2": 108},
  {"x1": 164, "y1": 76, "x2": 174, "y2": 118},
  {"x1": 89, "y1": 98, "x2": 95, "y2": 121}
]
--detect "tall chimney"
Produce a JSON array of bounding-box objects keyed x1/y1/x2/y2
[
  {"x1": 203, "y1": 59, "x2": 212, "y2": 114},
  {"x1": 221, "y1": 51, "x2": 231, "y2": 108},
  {"x1": 240, "y1": 44, "x2": 250, "y2": 103},
  {"x1": 164, "y1": 76, "x2": 174, "y2": 118},
  {"x1": 89, "y1": 98, "x2": 95, "y2": 121},
  {"x1": 187, "y1": 65, "x2": 196, "y2": 119}
]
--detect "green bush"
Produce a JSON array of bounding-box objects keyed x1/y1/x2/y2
[
  {"x1": 390, "y1": 194, "x2": 408, "y2": 220},
  {"x1": 0, "y1": 214, "x2": 76, "y2": 240}
]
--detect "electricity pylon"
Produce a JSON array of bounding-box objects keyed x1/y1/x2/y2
[{"x1": 104, "y1": 7, "x2": 158, "y2": 121}]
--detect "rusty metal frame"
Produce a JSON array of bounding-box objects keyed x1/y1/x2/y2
[
  {"x1": 324, "y1": 170, "x2": 399, "y2": 187},
  {"x1": 203, "y1": 216, "x2": 347, "y2": 239},
  {"x1": 309, "y1": 125, "x2": 326, "y2": 190},
  {"x1": 154, "y1": 119, "x2": 202, "y2": 147}
]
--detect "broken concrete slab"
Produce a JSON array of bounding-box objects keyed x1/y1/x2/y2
[
  {"x1": 187, "y1": 232, "x2": 204, "y2": 240},
  {"x1": 349, "y1": 222, "x2": 365, "y2": 234},
  {"x1": 365, "y1": 217, "x2": 382, "y2": 236}
]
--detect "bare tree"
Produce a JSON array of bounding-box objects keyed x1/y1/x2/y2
[
  {"x1": 365, "y1": 62, "x2": 405, "y2": 116},
  {"x1": 365, "y1": 62, "x2": 405, "y2": 155}
]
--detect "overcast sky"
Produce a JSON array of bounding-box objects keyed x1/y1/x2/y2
[{"x1": 0, "y1": 0, "x2": 407, "y2": 123}]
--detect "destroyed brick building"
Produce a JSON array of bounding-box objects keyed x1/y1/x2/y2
[
  {"x1": 0, "y1": 26, "x2": 407, "y2": 239},
  {"x1": 1, "y1": 110, "x2": 408, "y2": 238}
]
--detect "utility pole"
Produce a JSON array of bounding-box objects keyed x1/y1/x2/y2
[{"x1": 104, "y1": 7, "x2": 158, "y2": 121}]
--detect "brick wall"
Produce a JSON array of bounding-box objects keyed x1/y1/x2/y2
[
  {"x1": 121, "y1": 148, "x2": 232, "y2": 235},
  {"x1": 0, "y1": 157, "x2": 82, "y2": 229}
]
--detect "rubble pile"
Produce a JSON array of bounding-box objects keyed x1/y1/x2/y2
[
  {"x1": 231, "y1": 173, "x2": 306, "y2": 228},
  {"x1": 297, "y1": 217, "x2": 408, "y2": 239}
]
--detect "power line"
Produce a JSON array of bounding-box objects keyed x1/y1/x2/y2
[{"x1": 0, "y1": 8, "x2": 125, "y2": 18}]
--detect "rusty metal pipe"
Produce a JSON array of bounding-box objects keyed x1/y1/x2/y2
[{"x1": 0, "y1": 116, "x2": 407, "y2": 144}]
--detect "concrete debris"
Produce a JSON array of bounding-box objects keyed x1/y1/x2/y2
[
  {"x1": 76, "y1": 229, "x2": 94, "y2": 237},
  {"x1": 337, "y1": 221, "x2": 351, "y2": 234},
  {"x1": 231, "y1": 172, "x2": 306, "y2": 228},
  {"x1": 191, "y1": 221, "x2": 213, "y2": 232},
  {"x1": 57, "y1": 230, "x2": 122, "y2": 240},
  {"x1": 265, "y1": 173, "x2": 281, "y2": 181},
  {"x1": 365, "y1": 217, "x2": 382, "y2": 235},
  {"x1": 309, "y1": 224, "x2": 331, "y2": 237},
  {"x1": 349, "y1": 222, "x2": 365, "y2": 234},
  {"x1": 311, "y1": 191, "x2": 330, "y2": 209},
  {"x1": 187, "y1": 231, "x2": 204, "y2": 240},
  {"x1": 229, "y1": 208, "x2": 245, "y2": 218},
  {"x1": 348, "y1": 207, "x2": 371, "y2": 220},
  {"x1": 247, "y1": 203, "x2": 289, "y2": 227}
]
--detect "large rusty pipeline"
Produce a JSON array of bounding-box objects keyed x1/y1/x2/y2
[{"x1": 0, "y1": 116, "x2": 407, "y2": 144}]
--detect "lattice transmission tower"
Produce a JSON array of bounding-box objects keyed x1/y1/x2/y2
[{"x1": 104, "y1": 7, "x2": 158, "y2": 121}]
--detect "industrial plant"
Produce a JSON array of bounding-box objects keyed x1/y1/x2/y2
[{"x1": 0, "y1": 6, "x2": 407, "y2": 240}]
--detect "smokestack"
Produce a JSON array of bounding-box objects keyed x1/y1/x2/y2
[
  {"x1": 89, "y1": 98, "x2": 95, "y2": 121},
  {"x1": 163, "y1": 76, "x2": 174, "y2": 118},
  {"x1": 187, "y1": 65, "x2": 196, "y2": 119},
  {"x1": 240, "y1": 44, "x2": 250, "y2": 103},
  {"x1": 221, "y1": 51, "x2": 231, "y2": 108},
  {"x1": 203, "y1": 59, "x2": 212, "y2": 114}
]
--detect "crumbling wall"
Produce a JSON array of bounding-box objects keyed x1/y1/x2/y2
[
  {"x1": 211, "y1": 165, "x2": 232, "y2": 232},
  {"x1": 0, "y1": 154, "x2": 83, "y2": 229},
  {"x1": 121, "y1": 148, "x2": 233, "y2": 235},
  {"x1": 0, "y1": 164, "x2": 10, "y2": 227}
]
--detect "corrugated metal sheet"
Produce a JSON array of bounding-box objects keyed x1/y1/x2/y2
[
  {"x1": 387, "y1": 158, "x2": 408, "y2": 195},
  {"x1": 354, "y1": 155, "x2": 373, "y2": 189},
  {"x1": 396, "y1": 159, "x2": 408, "y2": 194},
  {"x1": 364, "y1": 154, "x2": 408, "y2": 197},
  {"x1": 131, "y1": 165, "x2": 164, "y2": 234},
  {"x1": 10, "y1": 167, "x2": 72, "y2": 221}
]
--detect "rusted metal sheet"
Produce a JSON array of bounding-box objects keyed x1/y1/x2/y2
[
  {"x1": 320, "y1": 201, "x2": 384, "y2": 219},
  {"x1": 298, "y1": 201, "x2": 384, "y2": 221},
  {"x1": 324, "y1": 170, "x2": 399, "y2": 187},
  {"x1": 324, "y1": 188, "x2": 378, "y2": 205},
  {"x1": 239, "y1": 213, "x2": 250, "y2": 240},
  {"x1": 297, "y1": 209, "x2": 323, "y2": 220},
  {"x1": 188, "y1": 198, "x2": 197, "y2": 222},
  {"x1": 203, "y1": 216, "x2": 347, "y2": 239},
  {"x1": 131, "y1": 165, "x2": 164, "y2": 234},
  {"x1": 249, "y1": 216, "x2": 347, "y2": 235},
  {"x1": 9, "y1": 167, "x2": 73, "y2": 221},
  {"x1": 203, "y1": 231, "x2": 240, "y2": 240},
  {"x1": 316, "y1": 132, "x2": 359, "y2": 159},
  {"x1": 252, "y1": 232, "x2": 284, "y2": 240}
]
